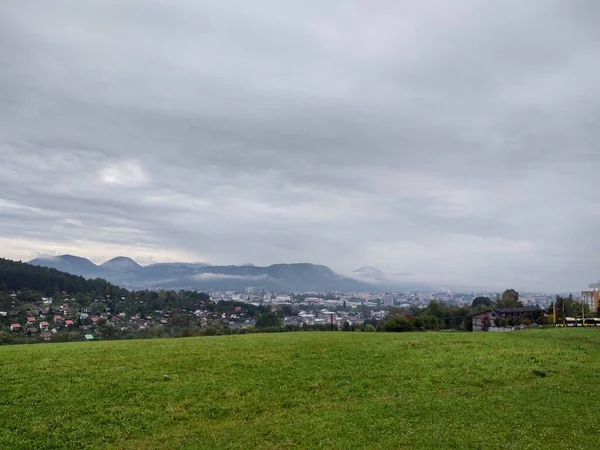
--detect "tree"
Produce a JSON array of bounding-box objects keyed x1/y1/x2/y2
[
  {"x1": 255, "y1": 312, "x2": 282, "y2": 328},
  {"x1": 497, "y1": 289, "x2": 521, "y2": 308},
  {"x1": 471, "y1": 296, "x2": 492, "y2": 308},
  {"x1": 414, "y1": 314, "x2": 440, "y2": 330},
  {"x1": 99, "y1": 323, "x2": 117, "y2": 339},
  {"x1": 365, "y1": 324, "x2": 376, "y2": 332},
  {"x1": 383, "y1": 316, "x2": 416, "y2": 332},
  {"x1": 554, "y1": 295, "x2": 589, "y2": 323},
  {"x1": 278, "y1": 305, "x2": 293, "y2": 317},
  {"x1": 204, "y1": 326, "x2": 217, "y2": 336},
  {"x1": 536, "y1": 314, "x2": 549, "y2": 325}
]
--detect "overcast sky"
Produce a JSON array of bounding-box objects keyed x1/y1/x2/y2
[{"x1": 1, "y1": 0, "x2": 599, "y2": 291}]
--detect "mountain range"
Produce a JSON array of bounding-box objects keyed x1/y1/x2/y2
[
  {"x1": 28, "y1": 255, "x2": 436, "y2": 292},
  {"x1": 28, "y1": 255, "x2": 371, "y2": 292}
]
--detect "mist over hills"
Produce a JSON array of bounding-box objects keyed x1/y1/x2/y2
[
  {"x1": 352, "y1": 266, "x2": 439, "y2": 292},
  {"x1": 27, "y1": 255, "x2": 435, "y2": 292}
]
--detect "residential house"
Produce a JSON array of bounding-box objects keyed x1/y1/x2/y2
[
  {"x1": 64, "y1": 319, "x2": 75, "y2": 327},
  {"x1": 39, "y1": 321, "x2": 50, "y2": 331},
  {"x1": 10, "y1": 323, "x2": 21, "y2": 332},
  {"x1": 472, "y1": 307, "x2": 543, "y2": 332},
  {"x1": 40, "y1": 331, "x2": 52, "y2": 341}
]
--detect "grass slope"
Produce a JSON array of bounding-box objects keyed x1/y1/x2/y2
[{"x1": 2, "y1": 329, "x2": 600, "y2": 449}]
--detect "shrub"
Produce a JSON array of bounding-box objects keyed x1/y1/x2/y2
[
  {"x1": 536, "y1": 315, "x2": 549, "y2": 325},
  {"x1": 414, "y1": 314, "x2": 440, "y2": 331},
  {"x1": 204, "y1": 326, "x2": 217, "y2": 336},
  {"x1": 383, "y1": 316, "x2": 416, "y2": 332}
]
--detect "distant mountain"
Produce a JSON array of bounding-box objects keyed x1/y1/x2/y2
[
  {"x1": 29, "y1": 255, "x2": 102, "y2": 279},
  {"x1": 353, "y1": 266, "x2": 385, "y2": 281},
  {"x1": 100, "y1": 257, "x2": 142, "y2": 272},
  {"x1": 28, "y1": 254, "x2": 373, "y2": 292}
]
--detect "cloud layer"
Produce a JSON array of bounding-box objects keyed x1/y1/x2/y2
[{"x1": 1, "y1": 0, "x2": 599, "y2": 291}]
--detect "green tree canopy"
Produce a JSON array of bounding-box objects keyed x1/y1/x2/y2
[
  {"x1": 471, "y1": 296, "x2": 492, "y2": 308},
  {"x1": 255, "y1": 312, "x2": 282, "y2": 328},
  {"x1": 383, "y1": 316, "x2": 416, "y2": 332},
  {"x1": 497, "y1": 289, "x2": 521, "y2": 308}
]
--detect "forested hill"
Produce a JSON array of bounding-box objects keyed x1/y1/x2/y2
[{"x1": 0, "y1": 258, "x2": 118, "y2": 296}]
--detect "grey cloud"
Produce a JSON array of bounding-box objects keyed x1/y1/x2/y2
[{"x1": 1, "y1": 0, "x2": 599, "y2": 291}]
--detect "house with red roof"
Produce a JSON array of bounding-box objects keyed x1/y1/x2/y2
[
  {"x1": 27, "y1": 316, "x2": 36, "y2": 323},
  {"x1": 10, "y1": 323, "x2": 21, "y2": 331},
  {"x1": 39, "y1": 321, "x2": 50, "y2": 330},
  {"x1": 64, "y1": 319, "x2": 75, "y2": 327}
]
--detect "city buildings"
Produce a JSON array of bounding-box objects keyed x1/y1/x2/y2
[{"x1": 581, "y1": 282, "x2": 600, "y2": 311}]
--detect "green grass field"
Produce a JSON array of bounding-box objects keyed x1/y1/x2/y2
[{"x1": 2, "y1": 329, "x2": 600, "y2": 449}]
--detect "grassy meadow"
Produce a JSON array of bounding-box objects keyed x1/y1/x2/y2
[{"x1": 2, "y1": 328, "x2": 600, "y2": 449}]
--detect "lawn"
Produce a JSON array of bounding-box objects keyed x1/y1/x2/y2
[{"x1": 1, "y1": 329, "x2": 600, "y2": 449}]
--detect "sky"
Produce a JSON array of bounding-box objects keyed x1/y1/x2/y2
[{"x1": 1, "y1": 0, "x2": 599, "y2": 292}]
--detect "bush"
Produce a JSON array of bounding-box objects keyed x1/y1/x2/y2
[
  {"x1": 181, "y1": 328, "x2": 192, "y2": 337},
  {"x1": 536, "y1": 315, "x2": 549, "y2": 325},
  {"x1": 365, "y1": 324, "x2": 376, "y2": 332},
  {"x1": 204, "y1": 326, "x2": 217, "y2": 336},
  {"x1": 383, "y1": 316, "x2": 416, "y2": 332},
  {"x1": 414, "y1": 314, "x2": 440, "y2": 331}
]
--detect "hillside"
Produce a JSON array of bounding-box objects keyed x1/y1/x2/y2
[
  {"x1": 29, "y1": 254, "x2": 101, "y2": 279},
  {"x1": 0, "y1": 257, "x2": 114, "y2": 296},
  {"x1": 100, "y1": 256, "x2": 142, "y2": 272},
  {"x1": 1, "y1": 329, "x2": 599, "y2": 449},
  {"x1": 29, "y1": 255, "x2": 374, "y2": 291}
]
